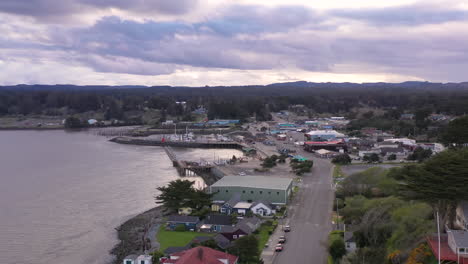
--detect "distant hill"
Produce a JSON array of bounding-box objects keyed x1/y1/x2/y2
[{"x1": 1, "y1": 81, "x2": 468, "y2": 92}]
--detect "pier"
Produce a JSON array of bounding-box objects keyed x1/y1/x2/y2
[
  {"x1": 163, "y1": 146, "x2": 215, "y2": 176},
  {"x1": 110, "y1": 136, "x2": 247, "y2": 149}
]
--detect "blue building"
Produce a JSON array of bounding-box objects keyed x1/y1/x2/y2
[{"x1": 167, "y1": 215, "x2": 200, "y2": 231}]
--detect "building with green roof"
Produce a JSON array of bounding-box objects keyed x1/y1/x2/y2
[{"x1": 209, "y1": 176, "x2": 293, "y2": 205}]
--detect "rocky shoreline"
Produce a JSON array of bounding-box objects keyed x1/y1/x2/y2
[{"x1": 110, "y1": 206, "x2": 167, "y2": 264}]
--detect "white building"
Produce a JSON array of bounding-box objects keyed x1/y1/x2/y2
[
  {"x1": 448, "y1": 230, "x2": 468, "y2": 258},
  {"x1": 306, "y1": 130, "x2": 345, "y2": 141},
  {"x1": 251, "y1": 201, "x2": 275, "y2": 216},
  {"x1": 123, "y1": 255, "x2": 152, "y2": 264}
]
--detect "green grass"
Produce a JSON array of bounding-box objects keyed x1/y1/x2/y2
[
  {"x1": 327, "y1": 255, "x2": 334, "y2": 264},
  {"x1": 333, "y1": 165, "x2": 344, "y2": 179},
  {"x1": 156, "y1": 224, "x2": 214, "y2": 252},
  {"x1": 256, "y1": 222, "x2": 277, "y2": 252}
]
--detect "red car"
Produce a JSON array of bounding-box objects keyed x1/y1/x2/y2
[{"x1": 275, "y1": 244, "x2": 283, "y2": 252}]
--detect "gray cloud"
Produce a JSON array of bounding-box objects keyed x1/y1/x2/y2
[
  {"x1": 331, "y1": 4, "x2": 468, "y2": 26},
  {"x1": 0, "y1": 0, "x2": 198, "y2": 20},
  {"x1": 1, "y1": 2, "x2": 468, "y2": 82}
]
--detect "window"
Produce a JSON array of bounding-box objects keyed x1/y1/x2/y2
[
  {"x1": 242, "y1": 190, "x2": 245, "y2": 193},
  {"x1": 268, "y1": 192, "x2": 271, "y2": 194},
  {"x1": 251, "y1": 191, "x2": 254, "y2": 194},
  {"x1": 277, "y1": 192, "x2": 280, "y2": 195},
  {"x1": 126, "y1": 261, "x2": 132, "y2": 264},
  {"x1": 260, "y1": 191, "x2": 263, "y2": 194},
  {"x1": 233, "y1": 235, "x2": 238, "y2": 239},
  {"x1": 226, "y1": 190, "x2": 229, "y2": 193},
  {"x1": 141, "y1": 261, "x2": 145, "y2": 264},
  {"x1": 460, "y1": 248, "x2": 466, "y2": 253}
]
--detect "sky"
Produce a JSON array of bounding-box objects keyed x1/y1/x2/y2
[{"x1": 0, "y1": 0, "x2": 467, "y2": 86}]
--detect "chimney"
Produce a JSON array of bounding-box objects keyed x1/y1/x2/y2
[{"x1": 197, "y1": 247, "x2": 204, "y2": 260}]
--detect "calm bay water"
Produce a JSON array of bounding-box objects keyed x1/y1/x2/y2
[{"x1": 0, "y1": 130, "x2": 241, "y2": 264}]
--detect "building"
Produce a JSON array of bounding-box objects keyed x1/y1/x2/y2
[
  {"x1": 219, "y1": 217, "x2": 262, "y2": 242},
  {"x1": 199, "y1": 214, "x2": 233, "y2": 232},
  {"x1": 344, "y1": 232, "x2": 357, "y2": 253},
  {"x1": 251, "y1": 201, "x2": 275, "y2": 216},
  {"x1": 448, "y1": 230, "x2": 468, "y2": 259},
  {"x1": 210, "y1": 176, "x2": 293, "y2": 205},
  {"x1": 160, "y1": 246, "x2": 238, "y2": 264},
  {"x1": 305, "y1": 130, "x2": 345, "y2": 141},
  {"x1": 123, "y1": 255, "x2": 152, "y2": 264},
  {"x1": 233, "y1": 202, "x2": 253, "y2": 215},
  {"x1": 304, "y1": 140, "x2": 347, "y2": 152},
  {"x1": 167, "y1": 215, "x2": 200, "y2": 231},
  {"x1": 178, "y1": 207, "x2": 193, "y2": 216}
]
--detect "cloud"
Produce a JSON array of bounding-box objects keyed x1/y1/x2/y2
[
  {"x1": 0, "y1": 0, "x2": 198, "y2": 21},
  {"x1": 1, "y1": 1, "x2": 468, "y2": 84},
  {"x1": 331, "y1": 4, "x2": 468, "y2": 26}
]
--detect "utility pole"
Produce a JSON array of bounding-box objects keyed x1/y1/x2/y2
[{"x1": 437, "y1": 210, "x2": 441, "y2": 264}]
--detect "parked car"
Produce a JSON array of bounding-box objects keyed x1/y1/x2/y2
[
  {"x1": 278, "y1": 237, "x2": 286, "y2": 244},
  {"x1": 284, "y1": 225, "x2": 291, "y2": 232},
  {"x1": 275, "y1": 244, "x2": 283, "y2": 252}
]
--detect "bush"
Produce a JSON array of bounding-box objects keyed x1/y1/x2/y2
[
  {"x1": 151, "y1": 251, "x2": 164, "y2": 264},
  {"x1": 329, "y1": 235, "x2": 346, "y2": 261},
  {"x1": 332, "y1": 154, "x2": 352, "y2": 165},
  {"x1": 174, "y1": 224, "x2": 186, "y2": 232}
]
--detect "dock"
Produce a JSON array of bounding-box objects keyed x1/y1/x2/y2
[
  {"x1": 163, "y1": 146, "x2": 215, "y2": 176},
  {"x1": 110, "y1": 136, "x2": 247, "y2": 149}
]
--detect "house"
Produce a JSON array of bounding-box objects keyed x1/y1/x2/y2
[
  {"x1": 455, "y1": 201, "x2": 468, "y2": 230},
  {"x1": 251, "y1": 201, "x2": 275, "y2": 216},
  {"x1": 214, "y1": 233, "x2": 232, "y2": 249},
  {"x1": 448, "y1": 230, "x2": 468, "y2": 258},
  {"x1": 123, "y1": 255, "x2": 152, "y2": 264},
  {"x1": 199, "y1": 214, "x2": 233, "y2": 232},
  {"x1": 344, "y1": 232, "x2": 357, "y2": 253},
  {"x1": 233, "y1": 202, "x2": 253, "y2": 215},
  {"x1": 400, "y1": 113, "x2": 415, "y2": 120},
  {"x1": 210, "y1": 176, "x2": 293, "y2": 205},
  {"x1": 160, "y1": 246, "x2": 238, "y2": 264},
  {"x1": 379, "y1": 147, "x2": 406, "y2": 156},
  {"x1": 167, "y1": 215, "x2": 200, "y2": 231},
  {"x1": 178, "y1": 207, "x2": 193, "y2": 216},
  {"x1": 220, "y1": 217, "x2": 262, "y2": 241},
  {"x1": 211, "y1": 201, "x2": 224, "y2": 212},
  {"x1": 220, "y1": 193, "x2": 242, "y2": 215}
]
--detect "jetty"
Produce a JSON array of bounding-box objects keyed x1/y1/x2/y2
[
  {"x1": 163, "y1": 146, "x2": 215, "y2": 176},
  {"x1": 110, "y1": 136, "x2": 247, "y2": 149}
]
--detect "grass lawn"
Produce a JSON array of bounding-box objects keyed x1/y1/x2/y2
[
  {"x1": 157, "y1": 225, "x2": 214, "y2": 252},
  {"x1": 328, "y1": 255, "x2": 334, "y2": 264}
]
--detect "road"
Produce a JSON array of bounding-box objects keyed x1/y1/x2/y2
[
  {"x1": 247, "y1": 121, "x2": 334, "y2": 264},
  {"x1": 273, "y1": 154, "x2": 334, "y2": 264}
]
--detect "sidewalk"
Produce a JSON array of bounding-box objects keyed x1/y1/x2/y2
[{"x1": 260, "y1": 219, "x2": 288, "y2": 264}]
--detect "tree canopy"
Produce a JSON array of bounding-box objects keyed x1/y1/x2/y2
[
  {"x1": 441, "y1": 116, "x2": 468, "y2": 146},
  {"x1": 155, "y1": 179, "x2": 212, "y2": 213},
  {"x1": 391, "y1": 148, "x2": 468, "y2": 227}
]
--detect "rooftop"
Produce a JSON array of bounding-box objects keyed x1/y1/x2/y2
[
  {"x1": 211, "y1": 176, "x2": 292, "y2": 190},
  {"x1": 165, "y1": 246, "x2": 238, "y2": 264},
  {"x1": 451, "y1": 230, "x2": 468, "y2": 248}
]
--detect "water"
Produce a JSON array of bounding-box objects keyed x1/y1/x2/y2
[{"x1": 0, "y1": 130, "x2": 241, "y2": 264}]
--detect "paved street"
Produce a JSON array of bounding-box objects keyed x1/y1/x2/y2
[
  {"x1": 248, "y1": 121, "x2": 334, "y2": 264},
  {"x1": 272, "y1": 154, "x2": 334, "y2": 264}
]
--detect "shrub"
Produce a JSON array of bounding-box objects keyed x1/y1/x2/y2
[{"x1": 174, "y1": 224, "x2": 186, "y2": 232}]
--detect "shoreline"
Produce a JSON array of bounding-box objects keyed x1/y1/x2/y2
[{"x1": 110, "y1": 205, "x2": 167, "y2": 264}]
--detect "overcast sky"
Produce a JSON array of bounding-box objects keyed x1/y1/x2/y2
[{"x1": 0, "y1": 0, "x2": 467, "y2": 86}]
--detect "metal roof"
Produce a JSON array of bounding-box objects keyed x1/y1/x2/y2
[
  {"x1": 211, "y1": 176, "x2": 292, "y2": 190},
  {"x1": 451, "y1": 230, "x2": 468, "y2": 248}
]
